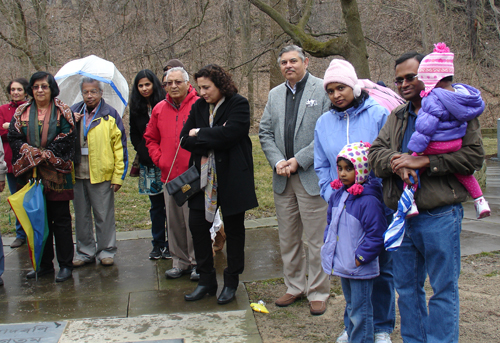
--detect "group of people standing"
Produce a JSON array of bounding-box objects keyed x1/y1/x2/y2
[
  {"x1": 0, "y1": 42, "x2": 486, "y2": 342},
  {"x1": 260, "y1": 44, "x2": 485, "y2": 343}
]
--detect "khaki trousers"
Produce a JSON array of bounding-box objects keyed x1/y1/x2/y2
[
  {"x1": 274, "y1": 174, "x2": 330, "y2": 302},
  {"x1": 164, "y1": 189, "x2": 195, "y2": 270}
]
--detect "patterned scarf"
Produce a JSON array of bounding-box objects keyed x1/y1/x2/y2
[{"x1": 200, "y1": 100, "x2": 224, "y2": 222}]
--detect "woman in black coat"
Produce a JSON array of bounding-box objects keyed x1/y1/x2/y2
[{"x1": 180, "y1": 64, "x2": 258, "y2": 304}]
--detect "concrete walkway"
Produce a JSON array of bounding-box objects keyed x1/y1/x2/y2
[{"x1": 1, "y1": 160, "x2": 499, "y2": 343}]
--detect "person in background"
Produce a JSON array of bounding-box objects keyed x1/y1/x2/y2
[
  {"x1": 9, "y1": 71, "x2": 76, "y2": 283},
  {"x1": 0, "y1": 141, "x2": 8, "y2": 286},
  {"x1": 71, "y1": 77, "x2": 128, "y2": 267},
  {"x1": 145, "y1": 67, "x2": 199, "y2": 280},
  {"x1": 129, "y1": 69, "x2": 171, "y2": 260},
  {"x1": 0, "y1": 78, "x2": 29, "y2": 249},
  {"x1": 180, "y1": 64, "x2": 258, "y2": 305},
  {"x1": 163, "y1": 59, "x2": 185, "y2": 73}
]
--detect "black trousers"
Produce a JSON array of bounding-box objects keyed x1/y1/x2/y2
[
  {"x1": 189, "y1": 209, "x2": 245, "y2": 288},
  {"x1": 40, "y1": 200, "x2": 74, "y2": 270}
]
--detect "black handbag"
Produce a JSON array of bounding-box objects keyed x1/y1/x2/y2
[{"x1": 166, "y1": 138, "x2": 201, "y2": 207}]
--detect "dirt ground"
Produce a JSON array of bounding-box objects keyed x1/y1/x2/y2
[{"x1": 245, "y1": 251, "x2": 500, "y2": 342}]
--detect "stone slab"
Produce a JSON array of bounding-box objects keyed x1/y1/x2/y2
[{"x1": 0, "y1": 321, "x2": 67, "y2": 343}]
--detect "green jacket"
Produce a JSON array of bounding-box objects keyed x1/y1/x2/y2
[{"x1": 369, "y1": 103, "x2": 484, "y2": 210}]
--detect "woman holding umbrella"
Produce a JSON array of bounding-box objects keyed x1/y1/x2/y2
[
  {"x1": 8, "y1": 71, "x2": 76, "y2": 283},
  {"x1": 129, "y1": 70, "x2": 170, "y2": 260},
  {"x1": 0, "y1": 78, "x2": 29, "y2": 249}
]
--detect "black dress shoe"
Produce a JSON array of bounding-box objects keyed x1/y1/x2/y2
[
  {"x1": 26, "y1": 268, "x2": 55, "y2": 279},
  {"x1": 184, "y1": 284, "x2": 217, "y2": 301},
  {"x1": 217, "y1": 286, "x2": 237, "y2": 305},
  {"x1": 56, "y1": 268, "x2": 72, "y2": 282}
]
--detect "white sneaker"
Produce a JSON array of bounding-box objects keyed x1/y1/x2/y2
[
  {"x1": 406, "y1": 200, "x2": 419, "y2": 218},
  {"x1": 375, "y1": 332, "x2": 392, "y2": 343},
  {"x1": 474, "y1": 196, "x2": 491, "y2": 219},
  {"x1": 336, "y1": 329, "x2": 348, "y2": 343}
]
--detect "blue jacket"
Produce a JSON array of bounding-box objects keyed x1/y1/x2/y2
[
  {"x1": 321, "y1": 176, "x2": 386, "y2": 279},
  {"x1": 408, "y1": 84, "x2": 485, "y2": 153},
  {"x1": 314, "y1": 96, "x2": 389, "y2": 202}
]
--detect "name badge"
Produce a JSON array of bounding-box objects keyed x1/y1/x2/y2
[{"x1": 81, "y1": 148, "x2": 89, "y2": 155}]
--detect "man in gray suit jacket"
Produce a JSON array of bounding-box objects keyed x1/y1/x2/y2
[{"x1": 259, "y1": 45, "x2": 331, "y2": 316}]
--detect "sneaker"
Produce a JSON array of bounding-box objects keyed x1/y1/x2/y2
[
  {"x1": 165, "y1": 267, "x2": 191, "y2": 279},
  {"x1": 474, "y1": 196, "x2": 491, "y2": 219},
  {"x1": 100, "y1": 257, "x2": 114, "y2": 266},
  {"x1": 10, "y1": 238, "x2": 25, "y2": 248},
  {"x1": 336, "y1": 329, "x2": 348, "y2": 343},
  {"x1": 190, "y1": 267, "x2": 200, "y2": 281},
  {"x1": 161, "y1": 246, "x2": 172, "y2": 259},
  {"x1": 375, "y1": 332, "x2": 392, "y2": 343},
  {"x1": 149, "y1": 246, "x2": 162, "y2": 260},
  {"x1": 73, "y1": 259, "x2": 95, "y2": 267},
  {"x1": 406, "y1": 200, "x2": 419, "y2": 218}
]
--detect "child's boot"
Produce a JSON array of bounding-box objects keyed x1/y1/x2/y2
[{"x1": 474, "y1": 196, "x2": 491, "y2": 219}]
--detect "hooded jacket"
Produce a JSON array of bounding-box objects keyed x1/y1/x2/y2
[
  {"x1": 71, "y1": 99, "x2": 128, "y2": 185},
  {"x1": 408, "y1": 84, "x2": 485, "y2": 153},
  {"x1": 144, "y1": 85, "x2": 199, "y2": 183},
  {"x1": 369, "y1": 102, "x2": 484, "y2": 210},
  {"x1": 314, "y1": 95, "x2": 388, "y2": 202},
  {"x1": 321, "y1": 176, "x2": 386, "y2": 279}
]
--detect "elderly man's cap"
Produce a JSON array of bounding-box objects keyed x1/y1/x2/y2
[{"x1": 163, "y1": 59, "x2": 185, "y2": 71}]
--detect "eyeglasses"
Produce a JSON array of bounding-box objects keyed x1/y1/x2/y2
[
  {"x1": 163, "y1": 80, "x2": 186, "y2": 87},
  {"x1": 82, "y1": 89, "x2": 101, "y2": 96},
  {"x1": 31, "y1": 84, "x2": 49, "y2": 91},
  {"x1": 394, "y1": 74, "x2": 417, "y2": 86}
]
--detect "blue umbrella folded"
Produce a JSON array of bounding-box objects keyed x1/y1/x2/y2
[{"x1": 384, "y1": 185, "x2": 415, "y2": 251}]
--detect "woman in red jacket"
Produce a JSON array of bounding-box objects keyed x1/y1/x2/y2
[{"x1": 0, "y1": 78, "x2": 29, "y2": 248}]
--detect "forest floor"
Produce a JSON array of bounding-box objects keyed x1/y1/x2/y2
[{"x1": 246, "y1": 251, "x2": 500, "y2": 342}]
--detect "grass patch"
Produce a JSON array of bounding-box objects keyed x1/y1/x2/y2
[{"x1": 484, "y1": 270, "x2": 500, "y2": 277}]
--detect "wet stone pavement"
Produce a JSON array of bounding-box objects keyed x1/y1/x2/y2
[{"x1": 0, "y1": 160, "x2": 500, "y2": 342}]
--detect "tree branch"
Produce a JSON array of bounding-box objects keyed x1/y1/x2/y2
[{"x1": 297, "y1": 0, "x2": 313, "y2": 29}]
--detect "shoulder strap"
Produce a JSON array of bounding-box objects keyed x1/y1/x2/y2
[{"x1": 166, "y1": 136, "x2": 183, "y2": 182}]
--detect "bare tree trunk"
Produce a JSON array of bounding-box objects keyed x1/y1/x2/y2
[
  {"x1": 241, "y1": 0, "x2": 255, "y2": 123},
  {"x1": 223, "y1": 0, "x2": 236, "y2": 68},
  {"x1": 269, "y1": 0, "x2": 286, "y2": 89},
  {"x1": 32, "y1": 0, "x2": 50, "y2": 69},
  {"x1": 467, "y1": 0, "x2": 479, "y2": 58}
]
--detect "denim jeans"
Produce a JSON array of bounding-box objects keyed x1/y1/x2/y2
[
  {"x1": 393, "y1": 203, "x2": 463, "y2": 343},
  {"x1": 343, "y1": 218, "x2": 396, "y2": 335},
  {"x1": 149, "y1": 194, "x2": 167, "y2": 248},
  {"x1": 341, "y1": 277, "x2": 374, "y2": 343},
  {"x1": 7, "y1": 173, "x2": 25, "y2": 240},
  {"x1": 0, "y1": 233, "x2": 4, "y2": 277}
]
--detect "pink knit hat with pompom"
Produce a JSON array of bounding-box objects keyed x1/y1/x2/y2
[
  {"x1": 417, "y1": 42, "x2": 454, "y2": 97},
  {"x1": 330, "y1": 141, "x2": 371, "y2": 195}
]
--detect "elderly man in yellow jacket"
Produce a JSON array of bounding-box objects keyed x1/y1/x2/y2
[{"x1": 71, "y1": 77, "x2": 128, "y2": 267}]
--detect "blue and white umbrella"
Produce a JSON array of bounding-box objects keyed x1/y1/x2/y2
[
  {"x1": 384, "y1": 183, "x2": 415, "y2": 251},
  {"x1": 55, "y1": 55, "x2": 129, "y2": 117}
]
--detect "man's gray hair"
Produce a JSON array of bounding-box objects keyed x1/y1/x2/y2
[
  {"x1": 80, "y1": 77, "x2": 104, "y2": 92},
  {"x1": 277, "y1": 45, "x2": 306, "y2": 64},
  {"x1": 165, "y1": 67, "x2": 189, "y2": 82}
]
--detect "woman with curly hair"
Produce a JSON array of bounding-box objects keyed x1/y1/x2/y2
[
  {"x1": 129, "y1": 70, "x2": 171, "y2": 260},
  {"x1": 8, "y1": 71, "x2": 77, "y2": 282},
  {"x1": 180, "y1": 64, "x2": 258, "y2": 304}
]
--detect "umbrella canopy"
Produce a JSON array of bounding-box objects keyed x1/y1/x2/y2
[{"x1": 55, "y1": 55, "x2": 129, "y2": 117}]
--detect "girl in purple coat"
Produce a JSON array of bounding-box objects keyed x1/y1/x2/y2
[
  {"x1": 322, "y1": 141, "x2": 386, "y2": 343},
  {"x1": 405, "y1": 43, "x2": 489, "y2": 219}
]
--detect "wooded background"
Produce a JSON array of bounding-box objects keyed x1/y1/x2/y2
[{"x1": 1, "y1": 0, "x2": 499, "y2": 131}]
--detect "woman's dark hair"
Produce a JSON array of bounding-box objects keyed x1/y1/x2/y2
[
  {"x1": 27, "y1": 71, "x2": 59, "y2": 99},
  {"x1": 337, "y1": 156, "x2": 354, "y2": 169},
  {"x1": 129, "y1": 69, "x2": 166, "y2": 116},
  {"x1": 329, "y1": 89, "x2": 369, "y2": 111},
  {"x1": 194, "y1": 64, "x2": 237, "y2": 98},
  {"x1": 6, "y1": 78, "x2": 29, "y2": 95}
]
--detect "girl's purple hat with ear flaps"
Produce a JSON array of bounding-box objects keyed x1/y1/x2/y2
[
  {"x1": 417, "y1": 42, "x2": 454, "y2": 97},
  {"x1": 323, "y1": 59, "x2": 362, "y2": 97},
  {"x1": 330, "y1": 141, "x2": 372, "y2": 195}
]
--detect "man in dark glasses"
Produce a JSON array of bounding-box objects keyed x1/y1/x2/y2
[{"x1": 369, "y1": 52, "x2": 484, "y2": 342}]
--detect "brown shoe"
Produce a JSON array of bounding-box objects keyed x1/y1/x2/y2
[
  {"x1": 100, "y1": 257, "x2": 114, "y2": 266},
  {"x1": 213, "y1": 223, "x2": 226, "y2": 252},
  {"x1": 73, "y1": 259, "x2": 94, "y2": 268},
  {"x1": 10, "y1": 238, "x2": 25, "y2": 248},
  {"x1": 275, "y1": 293, "x2": 304, "y2": 307},
  {"x1": 309, "y1": 300, "x2": 327, "y2": 315}
]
